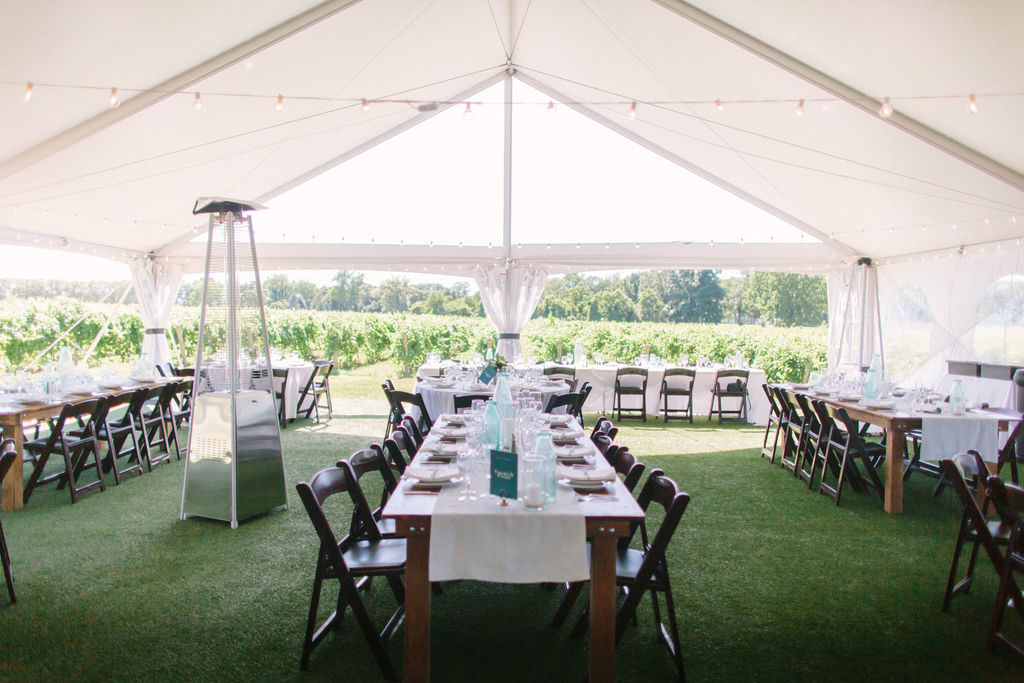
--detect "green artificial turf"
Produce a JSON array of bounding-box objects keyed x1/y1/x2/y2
[{"x1": 1, "y1": 366, "x2": 1021, "y2": 681}]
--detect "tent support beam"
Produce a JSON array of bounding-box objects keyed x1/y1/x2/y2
[
  {"x1": 514, "y1": 72, "x2": 857, "y2": 258},
  {"x1": 0, "y1": 0, "x2": 366, "y2": 182},
  {"x1": 654, "y1": 0, "x2": 1024, "y2": 193},
  {"x1": 0, "y1": 224, "x2": 147, "y2": 263}
]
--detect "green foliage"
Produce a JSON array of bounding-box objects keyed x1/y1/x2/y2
[
  {"x1": 743, "y1": 272, "x2": 828, "y2": 326},
  {"x1": 0, "y1": 299, "x2": 826, "y2": 381}
]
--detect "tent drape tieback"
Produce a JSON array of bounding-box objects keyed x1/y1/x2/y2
[{"x1": 474, "y1": 264, "x2": 548, "y2": 362}]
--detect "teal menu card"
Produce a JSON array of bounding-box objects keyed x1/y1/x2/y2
[
  {"x1": 479, "y1": 364, "x2": 497, "y2": 385},
  {"x1": 490, "y1": 449, "x2": 517, "y2": 498}
]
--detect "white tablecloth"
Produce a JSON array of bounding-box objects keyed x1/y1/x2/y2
[
  {"x1": 415, "y1": 379, "x2": 568, "y2": 422},
  {"x1": 276, "y1": 361, "x2": 315, "y2": 419},
  {"x1": 558, "y1": 364, "x2": 769, "y2": 424}
]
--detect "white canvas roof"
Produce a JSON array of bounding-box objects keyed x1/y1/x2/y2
[
  {"x1": 2, "y1": 1, "x2": 1023, "y2": 381},
  {"x1": 1, "y1": 0, "x2": 1021, "y2": 274}
]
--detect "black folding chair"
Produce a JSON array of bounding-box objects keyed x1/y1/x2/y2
[
  {"x1": 761, "y1": 384, "x2": 787, "y2": 463},
  {"x1": 708, "y1": 369, "x2": 749, "y2": 423},
  {"x1": 343, "y1": 446, "x2": 399, "y2": 540},
  {"x1": 614, "y1": 367, "x2": 648, "y2": 422},
  {"x1": 817, "y1": 404, "x2": 885, "y2": 506},
  {"x1": 551, "y1": 469, "x2": 690, "y2": 681},
  {"x1": 97, "y1": 388, "x2": 146, "y2": 483},
  {"x1": 453, "y1": 394, "x2": 490, "y2": 413},
  {"x1": 987, "y1": 476, "x2": 1024, "y2": 660},
  {"x1": 23, "y1": 399, "x2": 107, "y2": 504},
  {"x1": 661, "y1": 368, "x2": 695, "y2": 423},
  {"x1": 295, "y1": 462, "x2": 406, "y2": 678},
  {"x1": 1, "y1": 439, "x2": 17, "y2": 603},
  {"x1": 387, "y1": 390, "x2": 433, "y2": 436},
  {"x1": 939, "y1": 452, "x2": 1020, "y2": 612},
  {"x1": 299, "y1": 360, "x2": 334, "y2": 422}
]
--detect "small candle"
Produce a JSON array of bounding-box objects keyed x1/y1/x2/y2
[{"x1": 524, "y1": 483, "x2": 544, "y2": 508}]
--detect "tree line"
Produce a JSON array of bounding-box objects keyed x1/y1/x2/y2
[{"x1": 1, "y1": 269, "x2": 828, "y2": 328}]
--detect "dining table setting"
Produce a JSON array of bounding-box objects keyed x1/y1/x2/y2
[
  {"x1": 414, "y1": 362, "x2": 571, "y2": 420},
  {"x1": 0, "y1": 363, "x2": 179, "y2": 511},
  {"x1": 383, "y1": 399, "x2": 643, "y2": 682},
  {"x1": 777, "y1": 373, "x2": 1020, "y2": 513}
]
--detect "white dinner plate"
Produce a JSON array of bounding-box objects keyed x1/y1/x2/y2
[
  {"x1": 405, "y1": 464, "x2": 460, "y2": 484},
  {"x1": 558, "y1": 478, "x2": 608, "y2": 491}
]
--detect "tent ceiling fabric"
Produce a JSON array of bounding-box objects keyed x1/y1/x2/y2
[{"x1": 1, "y1": 0, "x2": 1022, "y2": 274}]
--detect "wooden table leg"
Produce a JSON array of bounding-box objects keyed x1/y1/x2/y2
[
  {"x1": 1, "y1": 416, "x2": 24, "y2": 512},
  {"x1": 401, "y1": 519, "x2": 431, "y2": 683},
  {"x1": 589, "y1": 524, "x2": 620, "y2": 683},
  {"x1": 884, "y1": 427, "x2": 905, "y2": 514}
]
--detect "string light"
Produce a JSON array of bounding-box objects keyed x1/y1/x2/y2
[
  {"x1": 361, "y1": 98, "x2": 370, "y2": 112},
  {"x1": 193, "y1": 92, "x2": 203, "y2": 112},
  {"x1": 463, "y1": 102, "x2": 472, "y2": 116},
  {"x1": 715, "y1": 99, "x2": 724, "y2": 112},
  {"x1": 794, "y1": 99, "x2": 804, "y2": 117},
  {"x1": 968, "y1": 94, "x2": 978, "y2": 114},
  {"x1": 627, "y1": 101, "x2": 637, "y2": 120},
  {"x1": 547, "y1": 100, "x2": 555, "y2": 111},
  {"x1": 879, "y1": 97, "x2": 893, "y2": 118},
  {"x1": 109, "y1": 87, "x2": 120, "y2": 108},
  {"x1": 275, "y1": 94, "x2": 283, "y2": 111},
  {"x1": 23, "y1": 82, "x2": 33, "y2": 102}
]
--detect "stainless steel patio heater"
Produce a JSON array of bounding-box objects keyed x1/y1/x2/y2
[{"x1": 180, "y1": 197, "x2": 287, "y2": 528}]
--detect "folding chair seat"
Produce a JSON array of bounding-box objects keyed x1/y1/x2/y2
[
  {"x1": 344, "y1": 446, "x2": 399, "y2": 540},
  {"x1": 761, "y1": 384, "x2": 787, "y2": 463},
  {"x1": 543, "y1": 365, "x2": 578, "y2": 392},
  {"x1": 661, "y1": 368, "x2": 695, "y2": 423},
  {"x1": 708, "y1": 369, "x2": 749, "y2": 423},
  {"x1": 135, "y1": 384, "x2": 178, "y2": 469},
  {"x1": 939, "y1": 452, "x2": 1021, "y2": 612},
  {"x1": 453, "y1": 393, "x2": 490, "y2": 414},
  {"x1": 1, "y1": 439, "x2": 17, "y2": 603},
  {"x1": 398, "y1": 416, "x2": 425, "y2": 450},
  {"x1": 603, "y1": 444, "x2": 645, "y2": 493},
  {"x1": 817, "y1": 404, "x2": 885, "y2": 505},
  {"x1": 988, "y1": 476, "x2": 1024, "y2": 660},
  {"x1": 23, "y1": 399, "x2": 107, "y2": 504},
  {"x1": 299, "y1": 360, "x2": 334, "y2": 423},
  {"x1": 590, "y1": 416, "x2": 618, "y2": 441},
  {"x1": 794, "y1": 392, "x2": 825, "y2": 485},
  {"x1": 97, "y1": 388, "x2": 146, "y2": 482},
  {"x1": 614, "y1": 367, "x2": 648, "y2": 422},
  {"x1": 575, "y1": 382, "x2": 592, "y2": 429},
  {"x1": 272, "y1": 368, "x2": 289, "y2": 428},
  {"x1": 776, "y1": 388, "x2": 803, "y2": 474},
  {"x1": 381, "y1": 381, "x2": 402, "y2": 439},
  {"x1": 388, "y1": 390, "x2": 432, "y2": 436},
  {"x1": 551, "y1": 469, "x2": 690, "y2": 681},
  {"x1": 295, "y1": 462, "x2": 406, "y2": 678},
  {"x1": 381, "y1": 434, "x2": 411, "y2": 475}
]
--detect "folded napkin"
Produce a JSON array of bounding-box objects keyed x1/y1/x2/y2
[
  {"x1": 405, "y1": 464, "x2": 459, "y2": 483},
  {"x1": 436, "y1": 426, "x2": 468, "y2": 437},
  {"x1": 556, "y1": 464, "x2": 616, "y2": 482},
  {"x1": 554, "y1": 444, "x2": 591, "y2": 457},
  {"x1": 422, "y1": 442, "x2": 461, "y2": 456},
  {"x1": 552, "y1": 436, "x2": 581, "y2": 447}
]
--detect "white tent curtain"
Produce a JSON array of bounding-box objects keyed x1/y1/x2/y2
[
  {"x1": 474, "y1": 263, "x2": 549, "y2": 362},
  {"x1": 827, "y1": 261, "x2": 882, "y2": 374},
  {"x1": 130, "y1": 258, "x2": 185, "y2": 366},
  {"x1": 876, "y1": 248, "x2": 1024, "y2": 388}
]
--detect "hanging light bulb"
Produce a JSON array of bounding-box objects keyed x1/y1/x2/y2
[
  {"x1": 968, "y1": 94, "x2": 978, "y2": 114},
  {"x1": 879, "y1": 97, "x2": 893, "y2": 118},
  {"x1": 715, "y1": 99, "x2": 724, "y2": 112},
  {"x1": 361, "y1": 98, "x2": 370, "y2": 112},
  {"x1": 109, "y1": 87, "x2": 120, "y2": 108},
  {"x1": 547, "y1": 100, "x2": 555, "y2": 111},
  {"x1": 275, "y1": 94, "x2": 284, "y2": 111},
  {"x1": 794, "y1": 99, "x2": 804, "y2": 117},
  {"x1": 464, "y1": 102, "x2": 473, "y2": 116},
  {"x1": 23, "y1": 81, "x2": 33, "y2": 102},
  {"x1": 627, "y1": 101, "x2": 637, "y2": 120},
  {"x1": 193, "y1": 92, "x2": 204, "y2": 111}
]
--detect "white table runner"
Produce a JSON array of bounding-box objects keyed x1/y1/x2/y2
[
  {"x1": 921, "y1": 412, "x2": 1000, "y2": 463},
  {"x1": 428, "y1": 485, "x2": 587, "y2": 583}
]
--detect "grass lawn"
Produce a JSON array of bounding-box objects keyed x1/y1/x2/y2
[{"x1": 0, "y1": 362, "x2": 1021, "y2": 681}]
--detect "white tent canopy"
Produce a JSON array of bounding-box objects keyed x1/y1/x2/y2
[{"x1": 2, "y1": 0, "x2": 1023, "y2": 378}]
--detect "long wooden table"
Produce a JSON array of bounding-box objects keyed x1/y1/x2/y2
[
  {"x1": 0, "y1": 378, "x2": 175, "y2": 511},
  {"x1": 786, "y1": 388, "x2": 1015, "y2": 514},
  {"x1": 383, "y1": 431, "x2": 644, "y2": 682}
]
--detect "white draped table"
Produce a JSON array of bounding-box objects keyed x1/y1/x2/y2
[
  {"x1": 414, "y1": 377, "x2": 569, "y2": 421},
  {"x1": 556, "y1": 364, "x2": 769, "y2": 424}
]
